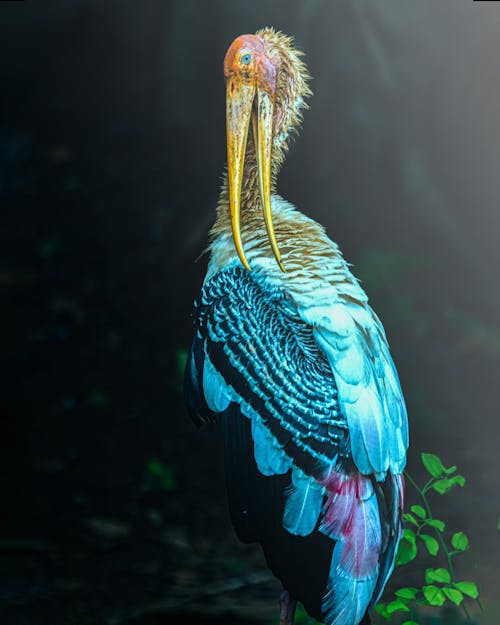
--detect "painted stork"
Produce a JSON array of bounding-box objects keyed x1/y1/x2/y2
[{"x1": 184, "y1": 28, "x2": 408, "y2": 625}]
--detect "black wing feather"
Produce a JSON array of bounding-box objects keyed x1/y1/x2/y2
[{"x1": 183, "y1": 329, "x2": 214, "y2": 426}]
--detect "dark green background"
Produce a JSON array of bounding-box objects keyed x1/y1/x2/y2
[{"x1": 2, "y1": 1, "x2": 499, "y2": 624}]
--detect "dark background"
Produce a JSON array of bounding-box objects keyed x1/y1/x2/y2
[{"x1": 2, "y1": 1, "x2": 499, "y2": 624}]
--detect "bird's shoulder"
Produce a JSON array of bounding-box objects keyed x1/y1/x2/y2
[{"x1": 209, "y1": 194, "x2": 367, "y2": 305}]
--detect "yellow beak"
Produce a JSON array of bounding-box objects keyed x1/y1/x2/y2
[{"x1": 226, "y1": 78, "x2": 285, "y2": 272}]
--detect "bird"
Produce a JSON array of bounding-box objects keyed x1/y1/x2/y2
[{"x1": 184, "y1": 28, "x2": 408, "y2": 625}]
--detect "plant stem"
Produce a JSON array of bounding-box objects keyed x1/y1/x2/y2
[
  {"x1": 405, "y1": 471, "x2": 474, "y2": 622},
  {"x1": 421, "y1": 478, "x2": 434, "y2": 494},
  {"x1": 404, "y1": 471, "x2": 456, "y2": 580}
]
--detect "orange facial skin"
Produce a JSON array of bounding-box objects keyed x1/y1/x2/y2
[{"x1": 223, "y1": 35, "x2": 277, "y2": 97}]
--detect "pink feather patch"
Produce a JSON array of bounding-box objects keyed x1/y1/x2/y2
[
  {"x1": 398, "y1": 473, "x2": 405, "y2": 510},
  {"x1": 320, "y1": 470, "x2": 382, "y2": 579}
]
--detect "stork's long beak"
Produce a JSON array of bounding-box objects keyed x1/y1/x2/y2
[{"x1": 226, "y1": 78, "x2": 284, "y2": 272}]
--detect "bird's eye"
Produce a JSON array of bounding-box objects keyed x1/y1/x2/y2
[{"x1": 241, "y1": 53, "x2": 252, "y2": 65}]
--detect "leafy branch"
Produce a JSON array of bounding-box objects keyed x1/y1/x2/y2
[{"x1": 375, "y1": 452, "x2": 481, "y2": 624}]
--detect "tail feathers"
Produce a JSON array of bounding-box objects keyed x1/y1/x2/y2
[
  {"x1": 283, "y1": 468, "x2": 324, "y2": 536},
  {"x1": 320, "y1": 471, "x2": 382, "y2": 625},
  {"x1": 322, "y1": 551, "x2": 377, "y2": 625},
  {"x1": 369, "y1": 473, "x2": 404, "y2": 608}
]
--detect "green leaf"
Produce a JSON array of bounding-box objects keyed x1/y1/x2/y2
[
  {"x1": 403, "y1": 512, "x2": 420, "y2": 527},
  {"x1": 396, "y1": 536, "x2": 418, "y2": 565},
  {"x1": 291, "y1": 603, "x2": 311, "y2": 625},
  {"x1": 425, "y1": 567, "x2": 451, "y2": 584},
  {"x1": 403, "y1": 528, "x2": 416, "y2": 543},
  {"x1": 497, "y1": 517, "x2": 500, "y2": 530},
  {"x1": 451, "y1": 474, "x2": 466, "y2": 486},
  {"x1": 395, "y1": 587, "x2": 419, "y2": 600},
  {"x1": 443, "y1": 587, "x2": 464, "y2": 605},
  {"x1": 454, "y1": 581, "x2": 479, "y2": 598},
  {"x1": 421, "y1": 452, "x2": 445, "y2": 478},
  {"x1": 427, "y1": 518, "x2": 445, "y2": 531},
  {"x1": 410, "y1": 505, "x2": 426, "y2": 519},
  {"x1": 402, "y1": 622, "x2": 420, "y2": 625},
  {"x1": 432, "y1": 478, "x2": 455, "y2": 494},
  {"x1": 420, "y1": 533, "x2": 439, "y2": 555},
  {"x1": 387, "y1": 599, "x2": 410, "y2": 614},
  {"x1": 403, "y1": 513, "x2": 419, "y2": 526},
  {"x1": 432, "y1": 475, "x2": 466, "y2": 494},
  {"x1": 374, "y1": 603, "x2": 391, "y2": 620},
  {"x1": 423, "y1": 585, "x2": 446, "y2": 606},
  {"x1": 443, "y1": 464, "x2": 457, "y2": 475},
  {"x1": 451, "y1": 532, "x2": 469, "y2": 551}
]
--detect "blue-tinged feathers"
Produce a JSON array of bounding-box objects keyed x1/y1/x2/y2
[
  {"x1": 323, "y1": 561, "x2": 377, "y2": 625},
  {"x1": 193, "y1": 268, "x2": 347, "y2": 479},
  {"x1": 203, "y1": 355, "x2": 233, "y2": 413},
  {"x1": 312, "y1": 299, "x2": 408, "y2": 478},
  {"x1": 320, "y1": 472, "x2": 382, "y2": 625},
  {"x1": 185, "y1": 267, "x2": 407, "y2": 625},
  {"x1": 283, "y1": 468, "x2": 324, "y2": 536},
  {"x1": 251, "y1": 417, "x2": 292, "y2": 476}
]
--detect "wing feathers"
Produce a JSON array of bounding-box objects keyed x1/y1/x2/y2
[
  {"x1": 312, "y1": 300, "x2": 408, "y2": 477},
  {"x1": 194, "y1": 269, "x2": 347, "y2": 482},
  {"x1": 203, "y1": 355, "x2": 233, "y2": 413},
  {"x1": 252, "y1": 417, "x2": 292, "y2": 476},
  {"x1": 283, "y1": 468, "x2": 325, "y2": 536}
]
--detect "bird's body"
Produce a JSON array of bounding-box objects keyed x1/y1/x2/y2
[{"x1": 184, "y1": 28, "x2": 408, "y2": 625}]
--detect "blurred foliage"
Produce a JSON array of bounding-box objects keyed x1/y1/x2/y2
[
  {"x1": 354, "y1": 250, "x2": 436, "y2": 294},
  {"x1": 86, "y1": 389, "x2": 111, "y2": 409},
  {"x1": 37, "y1": 238, "x2": 59, "y2": 259},
  {"x1": 146, "y1": 458, "x2": 175, "y2": 491},
  {"x1": 176, "y1": 347, "x2": 188, "y2": 382}
]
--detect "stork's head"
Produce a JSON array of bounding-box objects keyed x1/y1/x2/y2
[{"x1": 223, "y1": 29, "x2": 311, "y2": 272}]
